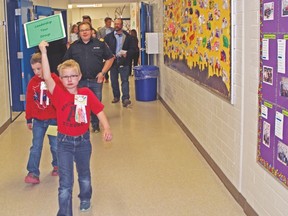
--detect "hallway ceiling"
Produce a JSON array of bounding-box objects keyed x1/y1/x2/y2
[{"x1": 69, "y1": 0, "x2": 138, "y2": 3}]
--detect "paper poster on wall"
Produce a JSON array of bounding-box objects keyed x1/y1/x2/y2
[
  {"x1": 263, "y1": 121, "x2": 271, "y2": 147},
  {"x1": 263, "y1": 66, "x2": 273, "y2": 85},
  {"x1": 262, "y1": 38, "x2": 270, "y2": 60},
  {"x1": 277, "y1": 39, "x2": 286, "y2": 73},
  {"x1": 277, "y1": 141, "x2": 288, "y2": 166},
  {"x1": 264, "y1": 2, "x2": 275, "y2": 20},
  {"x1": 282, "y1": 0, "x2": 288, "y2": 17},
  {"x1": 163, "y1": 0, "x2": 232, "y2": 101}
]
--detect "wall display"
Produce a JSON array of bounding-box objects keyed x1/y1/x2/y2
[
  {"x1": 258, "y1": 0, "x2": 288, "y2": 187},
  {"x1": 163, "y1": 0, "x2": 232, "y2": 101}
]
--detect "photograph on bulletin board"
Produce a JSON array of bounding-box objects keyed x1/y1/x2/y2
[
  {"x1": 163, "y1": 0, "x2": 232, "y2": 101},
  {"x1": 258, "y1": 0, "x2": 288, "y2": 187}
]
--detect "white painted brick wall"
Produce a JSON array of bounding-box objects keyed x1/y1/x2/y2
[
  {"x1": 0, "y1": 1, "x2": 11, "y2": 126},
  {"x1": 155, "y1": 0, "x2": 288, "y2": 215}
]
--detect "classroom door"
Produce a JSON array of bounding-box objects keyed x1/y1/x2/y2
[
  {"x1": 140, "y1": 2, "x2": 153, "y2": 65},
  {"x1": 7, "y1": 0, "x2": 34, "y2": 111}
]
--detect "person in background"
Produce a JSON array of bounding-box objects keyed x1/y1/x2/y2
[
  {"x1": 129, "y1": 29, "x2": 140, "y2": 76},
  {"x1": 24, "y1": 52, "x2": 61, "y2": 184},
  {"x1": 82, "y1": 15, "x2": 92, "y2": 23},
  {"x1": 91, "y1": 28, "x2": 98, "y2": 39},
  {"x1": 69, "y1": 24, "x2": 79, "y2": 45},
  {"x1": 98, "y1": 17, "x2": 114, "y2": 83},
  {"x1": 82, "y1": 15, "x2": 98, "y2": 39},
  {"x1": 39, "y1": 40, "x2": 112, "y2": 216},
  {"x1": 104, "y1": 18, "x2": 138, "y2": 107},
  {"x1": 63, "y1": 22, "x2": 114, "y2": 133},
  {"x1": 98, "y1": 17, "x2": 114, "y2": 39}
]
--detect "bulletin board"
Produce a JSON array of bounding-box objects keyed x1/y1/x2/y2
[
  {"x1": 163, "y1": 0, "x2": 232, "y2": 101},
  {"x1": 257, "y1": 0, "x2": 288, "y2": 187}
]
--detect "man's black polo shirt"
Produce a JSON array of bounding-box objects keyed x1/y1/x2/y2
[{"x1": 63, "y1": 38, "x2": 113, "y2": 80}]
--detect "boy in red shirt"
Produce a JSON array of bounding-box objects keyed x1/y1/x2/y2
[
  {"x1": 39, "y1": 40, "x2": 113, "y2": 216},
  {"x1": 25, "y1": 52, "x2": 60, "y2": 184}
]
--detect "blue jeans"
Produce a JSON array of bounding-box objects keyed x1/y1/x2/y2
[
  {"x1": 26, "y1": 118, "x2": 57, "y2": 177},
  {"x1": 110, "y1": 65, "x2": 130, "y2": 101},
  {"x1": 57, "y1": 131, "x2": 92, "y2": 216},
  {"x1": 78, "y1": 79, "x2": 103, "y2": 128}
]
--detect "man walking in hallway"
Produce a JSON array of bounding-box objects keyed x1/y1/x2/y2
[{"x1": 104, "y1": 18, "x2": 138, "y2": 107}]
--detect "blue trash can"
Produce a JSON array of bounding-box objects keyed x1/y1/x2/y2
[{"x1": 133, "y1": 65, "x2": 159, "y2": 101}]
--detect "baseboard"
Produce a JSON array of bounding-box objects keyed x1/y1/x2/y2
[
  {"x1": 159, "y1": 96, "x2": 258, "y2": 216},
  {"x1": 0, "y1": 119, "x2": 11, "y2": 136}
]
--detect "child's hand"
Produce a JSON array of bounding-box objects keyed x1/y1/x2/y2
[
  {"x1": 27, "y1": 123, "x2": 33, "y2": 130},
  {"x1": 103, "y1": 128, "x2": 112, "y2": 141},
  {"x1": 38, "y1": 41, "x2": 49, "y2": 54}
]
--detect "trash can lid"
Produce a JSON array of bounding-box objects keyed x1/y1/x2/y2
[{"x1": 133, "y1": 65, "x2": 159, "y2": 71}]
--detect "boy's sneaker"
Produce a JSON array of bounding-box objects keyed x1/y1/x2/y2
[
  {"x1": 51, "y1": 166, "x2": 59, "y2": 176},
  {"x1": 80, "y1": 200, "x2": 91, "y2": 212},
  {"x1": 24, "y1": 173, "x2": 40, "y2": 184}
]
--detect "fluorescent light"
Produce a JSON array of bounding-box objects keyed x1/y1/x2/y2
[
  {"x1": 68, "y1": 4, "x2": 73, "y2": 9},
  {"x1": 76, "y1": 4, "x2": 102, "y2": 8}
]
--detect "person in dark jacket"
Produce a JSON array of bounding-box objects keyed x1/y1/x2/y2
[
  {"x1": 104, "y1": 18, "x2": 138, "y2": 107},
  {"x1": 129, "y1": 29, "x2": 140, "y2": 75},
  {"x1": 63, "y1": 22, "x2": 114, "y2": 132}
]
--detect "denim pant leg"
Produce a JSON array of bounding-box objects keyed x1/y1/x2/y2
[
  {"x1": 75, "y1": 132, "x2": 92, "y2": 202},
  {"x1": 57, "y1": 134, "x2": 75, "y2": 216},
  {"x1": 47, "y1": 119, "x2": 57, "y2": 167},
  {"x1": 119, "y1": 65, "x2": 130, "y2": 101},
  {"x1": 26, "y1": 119, "x2": 47, "y2": 176},
  {"x1": 110, "y1": 66, "x2": 120, "y2": 99}
]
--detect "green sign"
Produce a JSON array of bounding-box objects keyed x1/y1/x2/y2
[{"x1": 24, "y1": 13, "x2": 66, "y2": 48}]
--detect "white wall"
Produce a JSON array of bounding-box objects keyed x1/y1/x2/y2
[
  {"x1": 67, "y1": 5, "x2": 131, "y2": 30},
  {"x1": 0, "y1": 0, "x2": 11, "y2": 126},
  {"x1": 154, "y1": 0, "x2": 288, "y2": 215}
]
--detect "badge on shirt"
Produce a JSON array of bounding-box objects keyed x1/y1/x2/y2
[
  {"x1": 74, "y1": 95, "x2": 88, "y2": 124},
  {"x1": 40, "y1": 81, "x2": 47, "y2": 90},
  {"x1": 40, "y1": 81, "x2": 49, "y2": 105},
  {"x1": 74, "y1": 95, "x2": 87, "y2": 106}
]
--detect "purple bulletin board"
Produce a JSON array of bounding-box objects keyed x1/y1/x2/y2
[{"x1": 258, "y1": 0, "x2": 288, "y2": 187}]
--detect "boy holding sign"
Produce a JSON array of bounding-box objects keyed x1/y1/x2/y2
[{"x1": 38, "y1": 40, "x2": 112, "y2": 215}]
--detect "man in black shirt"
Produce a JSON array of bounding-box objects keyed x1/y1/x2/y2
[{"x1": 63, "y1": 22, "x2": 114, "y2": 132}]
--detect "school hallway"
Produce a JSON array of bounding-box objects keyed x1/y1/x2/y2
[{"x1": 0, "y1": 80, "x2": 245, "y2": 216}]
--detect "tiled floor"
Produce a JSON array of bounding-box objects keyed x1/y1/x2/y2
[{"x1": 0, "y1": 80, "x2": 245, "y2": 216}]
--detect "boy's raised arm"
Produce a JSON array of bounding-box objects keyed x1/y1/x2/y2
[{"x1": 39, "y1": 41, "x2": 56, "y2": 94}]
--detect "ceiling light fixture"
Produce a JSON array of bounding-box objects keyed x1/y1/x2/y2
[{"x1": 76, "y1": 4, "x2": 103, "y2": 8}]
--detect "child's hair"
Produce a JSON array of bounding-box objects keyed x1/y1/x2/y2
[
  {"x1": 57, "y1": 59, "x2": 82, "y2": 76},
  {"x1": 30, "y1": 52, "x2": 42, "y2": 65},
  {"x1": 70, "y1": 24, "x2": 78, "y2": 33}
]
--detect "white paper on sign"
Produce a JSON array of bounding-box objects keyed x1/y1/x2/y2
[
  {"x1": 262, "y1": 38, "x2": 269, "y2": 60},
  {"x1": 275, "y1": 111, "x2": 284, "y2": 140},
  {"x1": 277, "y1": 39, "x2": 286, "y2": 74},
  {"x1": 261, "y1": 105, "x2": 268, "y2": 119}
]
